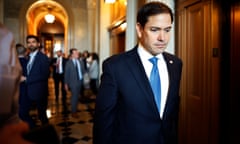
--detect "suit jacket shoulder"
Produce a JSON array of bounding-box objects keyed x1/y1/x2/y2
[
  {"x1": 102, "y1": 46, "x2": 138, "y2": 67},
  {"x1": 162, "y1": 52, "x2": 182, "y2": 65}
]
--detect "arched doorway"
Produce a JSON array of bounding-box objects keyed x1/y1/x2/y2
[
  {"x1": 38, "y1": 19, "x2": 65, "y2": 58},
  {"x1": 19, "y1": 0, "x2": 74, "y2": 57}
]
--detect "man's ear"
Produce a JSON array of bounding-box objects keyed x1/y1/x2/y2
[{"x1": 136, "y1": 23, "x2": 143, "y2": 38}]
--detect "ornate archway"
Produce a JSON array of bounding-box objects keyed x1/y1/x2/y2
[{"x1": 19, "y1": 0, "x2": 75, "y2": 56}]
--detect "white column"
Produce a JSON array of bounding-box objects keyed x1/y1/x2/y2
[
  {"x1": 98, "y1": 0, "x2": 111, "y2": 71},
  {"x1": 94, "y1": 0, "x2": 100, "y2": 53},
  {"x1": 125, "y1": 0, "x2": 137, "y2": 51},
  {"x1": 87, "y1": 0, "x2": 97, "y2": 52}
]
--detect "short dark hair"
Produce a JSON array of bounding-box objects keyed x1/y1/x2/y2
[
  {"x1": 26, "y1": 35, "x2": 40, "y2": 43},
  {"x1": 69, "y1": 48, "x2": 77, "y2": 55},
  {"x1": 16, "y1": 43, "x2": 26, "y2": 55},
  {"x1": 137, "y1": 1, "x2": 173, "y2": 27}
]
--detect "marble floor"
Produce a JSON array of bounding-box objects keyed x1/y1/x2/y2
[{"x1": 31, "y1": 78, "x2": 95, "y2": 144}]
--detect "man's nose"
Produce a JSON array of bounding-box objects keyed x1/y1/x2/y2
[{"x1": 157, "y1": 31, "x2": 165, "y2": 41}]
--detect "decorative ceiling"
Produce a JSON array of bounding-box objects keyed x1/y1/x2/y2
[
  {"x1": 25, "y1": 0, "x2": 67, "y2": 34},
  {"x1": 27, "y1": 0, "x2": 67, "y2": 23}
]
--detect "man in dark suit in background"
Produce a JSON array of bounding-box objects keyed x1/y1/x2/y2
[
  {"x1": 51, "y1": 49, "x2": 67, "y2": 104},
  {"x1": 93, "y1": 2, "x2": 182, "y2": 144},
  {"x1": 19, "y1": 35, "x2": 50, "y2": 129},
  {"x1": 64, "y1": 48, "x2": 85, "y2": 118}
]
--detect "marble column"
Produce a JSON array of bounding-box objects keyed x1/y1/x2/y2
[
  {"x1": 125, "y1": 0, "x2": 137, "y2": 51},
  {"x1": 87, "y1": 0, "x2": 97, "y2": 52}
]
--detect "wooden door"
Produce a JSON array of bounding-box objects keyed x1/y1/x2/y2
[
  {"x1": 228, "y1": 3, "x2": 240, "y2": 144},
  {"x1": 177, "y1": 1, "x2": 214, "y2": 144}
]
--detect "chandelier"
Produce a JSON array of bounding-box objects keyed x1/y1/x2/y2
[
  {"x1": 45, "y1": 13, "x2": 55, "y2": 23},
  {"x1": 45, "y1": 7, "x2": 55, "y2": 23},
  {"x1": 104, "y1": 0, "x2": 116, "y2": 3}
]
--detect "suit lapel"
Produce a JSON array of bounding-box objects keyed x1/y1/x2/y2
[
  {"x1": 30, "y1": 51, "x2": 40, "y2": 71},
  {"x1": 125, "y1": 47, "x2": 160, "y2": 116},
  {"x1": 69, "y1": 59, "x2": 79, "y2": 83},
  {"x1": 162, "y1": 53, "x2": 176, "y2": 119}
]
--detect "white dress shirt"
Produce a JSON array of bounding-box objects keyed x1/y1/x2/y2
[
  {"x1": 27, "y1": 50, "x2": 38, "y2": 74},
  {"x1": 57, "y1": 57, "x2": 63, "y2": 74},
  {"x1": 138, "y1": 44, "x2": 169, "y2": 118}
]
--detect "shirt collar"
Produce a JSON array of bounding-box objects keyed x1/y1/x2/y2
[
  {"x1": 137, "y1": 43, "x2": 163, "y2": 62},
  {"x1": 29, "y1": 50, "x2": 38, "y2": 58}
]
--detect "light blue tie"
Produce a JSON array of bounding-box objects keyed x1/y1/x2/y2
[
  {"x1": 75, "y1": 59, "x2": 82, "y2": 80},
  {"x1": 149, "y1": 57, "x2": 161, "y2": 112},
  {"x1": 27, "y1": 55, "x2": 33, "y2": 75}
]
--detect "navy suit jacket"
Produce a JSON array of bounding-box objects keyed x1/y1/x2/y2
[
  {"x1": 93, "y1": 46, "x2": 182, "y2": 144},
  {"x1": 26, "y1": 51, "x2": 50, "y2": 101},
  {"x1": 19, "y1": 57, "x2": 28, "y2": 104}
]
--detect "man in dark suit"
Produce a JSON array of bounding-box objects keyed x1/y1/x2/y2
[
  {"x1": 19, "y1": 35, "x2": 50, "y2": 129},
  {"x1": 51, "y1": 49, "x2": 67, "y2": 104},
  {"x1": 93, "y1": 2, "x2": 182, "y2": 144},
  {"x1": 64, "y1": 48, "x2": 85, "y2": 118}
]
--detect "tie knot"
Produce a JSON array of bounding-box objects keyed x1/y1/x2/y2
[{"x1": 149, "y1": 57, "x2": 158, "y2": 65}]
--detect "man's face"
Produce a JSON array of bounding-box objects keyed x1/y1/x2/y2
[
  {"x1": 136, "y1": 13, "x2": 172, "y2": 55},
  {"x1": 56, "y1": 51, "x2": 62, "y2": 57},
  {"x1": 26, "y1": 38, "x2": 39, "y2": 52},
  {"x1": 72, "y1": 50, "x2": 79, "y2": 59}
]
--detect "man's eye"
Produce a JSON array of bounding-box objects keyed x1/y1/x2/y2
[
  {"x1": 165, "y1": 28, "x2": 171, "y2": 32},
  {"x1": 150, "y1": 28, "x2": 159, "y2": 32}
]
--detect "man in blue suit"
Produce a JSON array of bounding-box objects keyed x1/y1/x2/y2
[
  {"x1": 93, "y1": 2, "x2": 182, "y2": 144},
  {"x1": 19, "y1": 35, "x2": 50, "y2": 128}
]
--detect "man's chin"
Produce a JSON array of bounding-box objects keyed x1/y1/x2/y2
[
  {"x1": 156, "y1": 47, "x2": 165, "y2": 53},
  {"x1": 29, "y1": 48, "x2": 37, "y2": 51}
]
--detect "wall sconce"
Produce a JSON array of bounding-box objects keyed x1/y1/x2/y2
[{"x1": 104, "y1": 0, "x2": 116, "y2": 4}]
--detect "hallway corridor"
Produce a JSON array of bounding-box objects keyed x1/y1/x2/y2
[{"x1": 31, "y1": 78, "x2": 95, "y2": 144}]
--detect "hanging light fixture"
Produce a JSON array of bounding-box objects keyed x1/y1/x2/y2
[
  {"x1": 104, "y1": 0, "x2": 116, "y2": 3},
  {"x1": 45, "y1": 13, "x2": 55, "y2": 23},
  {"x1": 45, "y1": 7, "x2": 55, "y2": 23}
]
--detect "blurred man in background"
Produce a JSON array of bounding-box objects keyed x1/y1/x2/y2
[{"x1": 0, "y1": 22, "x2": 32, "y2": 144}]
